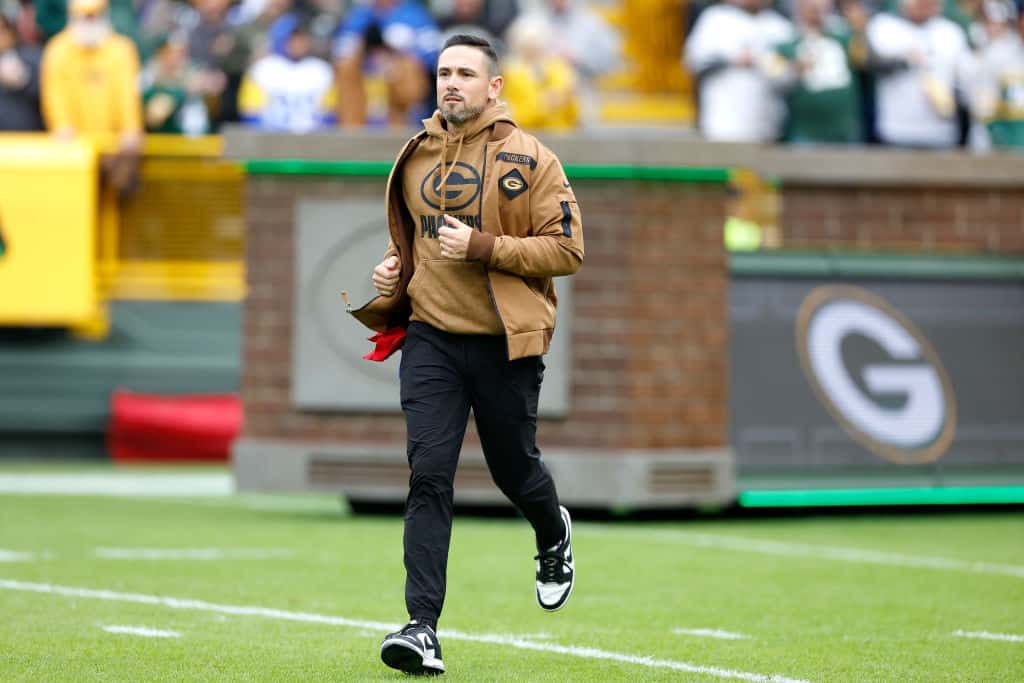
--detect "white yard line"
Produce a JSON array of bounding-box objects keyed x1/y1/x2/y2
[
  {"x1": 584, "y1": 527, "x2": 1024, "y2": 579},
  {"x1": 101, "y1": 624, "x2": 181, "y2": 638},
  {"x1": 0, "y1": 473, "x2": 232, "y2": 497},
  {"x1": 0, "y1": 550, "x2": 35, "y2": 562},
  {"x1": 95, "y1": 548, "x2": 293, "y2": 561},
  {"x1": 0, "y1": 578, "x2": 811, "y2": 683},
  {"x1": 952, "y1": 630, "x2": 1024, "y2": 643},
  {"x1": 673, "y1": 628, "x2": 752, "y2": 640}
]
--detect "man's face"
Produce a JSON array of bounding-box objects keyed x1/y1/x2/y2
[
  {"x1": 285, "y1": 31, "x2": 311, "y2": 60},
  {"x1": 197, "y1": 0, "x2": 230, "y2": 23},
  {"x1": 798, "y1": 0, "x2": 829, "y2": 27},
  {"x1": 453, "y1": 0, "x2": 483, "y2": 19},
  {"x1": 729, "y1": 0, "x2": 767, "y2": 12},
  {"x1": 71, "y1": 10, "x2": 110, "y2": 46},
  {"x1": 436, "y1": 44, "x2": 501, "y2": 125},
  {"x1": 903, "y1": 0, "x2": 940, "y2": 22},
  {"x1": 157, "y1": 40, "x2": 187, "y2": 74}
]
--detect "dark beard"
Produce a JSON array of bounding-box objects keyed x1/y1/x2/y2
[{"x1": 442, "y1": 102, "x2": 483, "y2": 125}]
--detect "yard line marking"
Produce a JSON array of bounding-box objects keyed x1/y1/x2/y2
[
  {"x1": 0, "y1": 550, "x2": 35, "y2": 562},
  {"x1": 439, "y1": 628, "x2": 806, "y2": 682},
  {"x1": 101, "y1": 625, "x2": 181, "y2": 638},
  {"x1": 516, "y1": 631, "x2": 556, "y2": 641},
  {"x1": 0, "y1": 473, "x2": 232, "y2": 497},
  {"x1": 673, "y1": 628, "x2": 752, "y2": 640},
  {"x1": 95, "y1": 548, "x2": 293, "y2": 561},
  {"x1": 952, "y1": 630, "x2": 1024, "y2": 643},
  {"x1": 0, "y1": 578, "x2": 812, "y2": 683},
  {"x1": 585, "y1": 527, "x2": 1024, "y2": 579}
]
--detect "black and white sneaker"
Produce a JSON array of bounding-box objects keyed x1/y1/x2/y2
[
  {"x1": 535, "y1": 505, "x2": 574, "y2": 611},
  {"x1": 380, "y1": 620, "x2": 445, "y2": 676}
]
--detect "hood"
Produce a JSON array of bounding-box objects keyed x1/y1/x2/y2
[
  {"x1": 421, "y1": 103, "x2": 516, "y2": 212},
  {"x1": 422, "y1": 102, "x2": 516, "y2": 143}
]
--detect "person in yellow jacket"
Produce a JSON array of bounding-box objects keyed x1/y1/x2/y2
[
  {"x1": 41, "y1": 0, "x2": 142, "y2": 192},
  {"x1": 500, "y1": 15, "x2": 579, "y2": 131}
]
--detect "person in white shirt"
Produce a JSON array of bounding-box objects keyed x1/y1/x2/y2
[
  {"x1": 866, "y1": 0, "x2": 970, "y2": 147},
  {"x1": 685, "y1": 0, "x2": 795, "y2": 142},
  {"x1": 522, "y1": 0, "x2": 620, "y2": 81},
  {"x1": 238, "y1": 15, "x2": 337, "y2": 133}
]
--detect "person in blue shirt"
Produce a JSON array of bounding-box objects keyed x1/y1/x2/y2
[{"x1": 333, "y1": 0, "x2": 441, "y2": 127}]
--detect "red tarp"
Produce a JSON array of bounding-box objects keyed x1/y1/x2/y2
[{"x1": 108, "y1": 390, "x2": 242, "y2": 462}]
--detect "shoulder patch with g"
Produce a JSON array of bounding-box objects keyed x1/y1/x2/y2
[{"x1": 499, "y1": 168, "x2": 528, "y2": 199}]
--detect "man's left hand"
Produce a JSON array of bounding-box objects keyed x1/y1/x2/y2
[{"x1": 438, "y1": 215, "x2": 473, "y2": 260}]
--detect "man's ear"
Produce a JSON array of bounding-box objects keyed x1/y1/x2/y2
[{"x1": 489, "y1": 75, "x2": 503, "y2": 102}]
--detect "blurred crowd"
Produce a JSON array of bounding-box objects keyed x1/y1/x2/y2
[
  {"x1": 1, "y1": 0, "x2": 1021, "y2": 152},
  {"x1": 0, "y1": 0, "x2": 620, "y2": 139},
  {"x1": 686, "y1": 0, "x2": 1024, "y2": 150}
]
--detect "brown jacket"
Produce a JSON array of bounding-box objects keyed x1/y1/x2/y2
[{"x1": 350, "y1": 106, "x2": 584, "y2": 360}]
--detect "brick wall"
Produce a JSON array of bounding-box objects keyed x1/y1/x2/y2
[
  {"x1": 781, "y1": 186, "x2": 1024, "y2": 253},
  {"x1": 242, "y1": 175, "x2": 730, "y2": 451}
]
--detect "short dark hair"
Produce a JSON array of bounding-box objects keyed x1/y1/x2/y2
[{"x1": 441, "y1": 34, "x2": 499, "y2": 77}]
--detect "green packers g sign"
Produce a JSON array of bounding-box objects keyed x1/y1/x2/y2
[{"x1": 795, "y1": 286, "x2": 957, "y2": 464}]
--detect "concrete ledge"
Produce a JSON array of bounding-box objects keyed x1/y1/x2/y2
[
  {"x1": 233, "y1": 438, "x2": 735, "y2": 510},
  {"x1": 730, "y1": 251, "x2": 1024, "y2": 280},
  {"x1": 223, "y1": 127, "x2": 1024, "y2": 188}
]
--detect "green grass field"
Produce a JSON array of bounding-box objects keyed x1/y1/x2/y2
[{"x1": 1, "y1": 466, "x2": 1022, "y2": 681}]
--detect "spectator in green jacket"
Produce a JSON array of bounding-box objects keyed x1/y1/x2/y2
[
  {"x1": 142, "y1": 34, "x2": 210, "y2": 135},
  {"x1": 772, "y1": 0, "x2": 867, "y2": 143}
]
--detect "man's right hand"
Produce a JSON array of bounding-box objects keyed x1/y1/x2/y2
[{"x1": 372, "y1": 255, "x2": 401, "y2": 297}]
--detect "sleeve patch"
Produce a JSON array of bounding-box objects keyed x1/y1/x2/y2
[{"x1": 559, "y1": 201, "x2": 572, "y2": 238}]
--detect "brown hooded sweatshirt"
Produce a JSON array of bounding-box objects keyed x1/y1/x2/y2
[
  {"x1": 400, "y1": 105, "x2": 508, "y2": 335},
  {"x1": 351, "y1": 103, "x2": 585, "y2": 360}
]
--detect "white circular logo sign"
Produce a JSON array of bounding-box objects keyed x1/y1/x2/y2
[{"x1": 796, "y1": 286, "x2": 956, "y2": 464}]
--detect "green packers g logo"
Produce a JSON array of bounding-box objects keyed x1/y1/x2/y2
[
  {"x1": 499, "y1": 169, "x2": 528, "y2": 199},
  {"x1": 795, "y1": 286, "x2": 957, "y2": 464},
  {"x1": 0, "y1": 211, "x2": 7, "y2": 259}
]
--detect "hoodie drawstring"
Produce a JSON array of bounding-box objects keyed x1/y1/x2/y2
[{"x1": 437, "y1": 133, "x2": 465, "y2": 214}]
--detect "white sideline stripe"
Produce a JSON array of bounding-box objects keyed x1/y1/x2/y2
[
  {"x1": 101, "y1": 625, "x2": 181, "y2": 639},
  {"x1": 0, "y1": 578, "x2": 811, "y2": 683},
  {"x1": 0, "y1": 474, "x2": 233, "y2": 497},
  {"x1": 953, "y1": 630, "x2": 1024, "y2": 643},
  {"x1": 0, "y1": 550, "x2": 35, "y2": 562},
  {"x1": 590, "y1": 528, "x2": 1024, "y2": 579},
  {"x1": 95, "y1": 548, "x2": 293, "y2": 561},
  {"x1": 673, "y1": 628, "x2": 751, "y2": 640}
]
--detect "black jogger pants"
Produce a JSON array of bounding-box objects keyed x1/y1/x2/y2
[{"x1": 399, "y1": 321, "x2": 564, "y2": 625}]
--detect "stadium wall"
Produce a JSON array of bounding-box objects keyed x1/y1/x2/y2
[{"x1": 226, "y1": 131, "x2": 1024, "y2": 507}]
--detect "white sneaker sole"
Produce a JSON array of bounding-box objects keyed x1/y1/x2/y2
[{"x1": 381, "y1": 637, "x2": 446, "y2": 675}]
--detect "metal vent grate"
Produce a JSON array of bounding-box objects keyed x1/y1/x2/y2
[
  {"x1": 308, "y1": 459, "x2": 407, "y2": 487},
  {"x1": 648, "y1": 465, "x2": 716, "y2": 495},
  {"x1": 307, "y1": 457, "x2": 498, "y2": 492}
]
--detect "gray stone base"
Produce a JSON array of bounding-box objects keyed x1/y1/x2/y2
[{"x1": 232, "y1": 438, "x2": 735, "y2": 510}]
